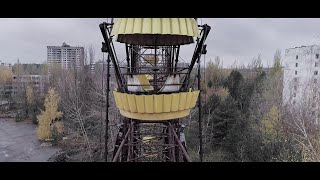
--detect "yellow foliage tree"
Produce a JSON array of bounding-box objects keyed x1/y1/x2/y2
[
  {"x1": 36, "y1": 88, "x2": 63, "y2": 140},
  {"x1": 261, "y1": 105, "x2": 281, "y2": 140},
  {"x1": 26, "y1": 85, "x2": 34, "y2": 105},
  {"x1": 0, "y1": 68, "x2": 13, "y2": 85}
]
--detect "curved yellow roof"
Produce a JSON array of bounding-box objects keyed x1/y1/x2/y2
[{"x1": 111, "y1": 18, "x2": 199, "y2": 46}]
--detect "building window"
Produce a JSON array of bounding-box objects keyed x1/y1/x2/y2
[
  {"x1": 296, "y1": 55, "x2": 298, "y2": 60},
  {"x1": 295, "y1": 71, "x2": 298, "y2": 75},
  {"x1": 296, "y1": 63, "x2": 298, "y2": 67},
  {"x1": 315, "y1": 71, "x2": 318, "y2": 75},
  {"x1": 316, "y1": 54, "x2": 319, "y2": 59},
  {"x1": 293, "y1": 93, "x2": 296, "y2": 97},
  {"x1": 316, "y1": 62, "x2": 319, "y2": 67}
]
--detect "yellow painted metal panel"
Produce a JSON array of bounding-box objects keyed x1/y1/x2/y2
[
  {"x1": 115, "y1": 91, "x2": 199, "y2": 120},
  {"x1": 185, "y1": 18, "x2": 194, "y2": 37},
  {"x1": 113, "y1": 91, "x2": 121, "y2": 110},
  {"x1": 191, "y1": 18, "x2": 199, "y2": 37},
  {"x1": 178, "y1": 92, "x2": 188, "y2": 110},
  {"x1": 190, "y1": 90, "x2": 200, "y2": 108},
  {"x1": 120, "y1": 93, "x2": 130, "y2": 111},
  {"x1": 171, "y1": 93, "x2": 180, "y2": 111},
  {"x1": 112, "y1": 18, "x2": 199, "y2": 37},
  {"x1": 146, "y1": 74, "x2": 153, "y2": 80},
  {"x1": 142, "y1": 18, "x2": 152, "y2": 34},
  {"x1": 125, "y1": 18, "x2": 134, "y2": 34},
  {"x1": 152, "y1": 18, "x2": 161, "y2": 34},
  {"x1": 112, "y1": 18, "x2": 199, "y2": 46},
  {"x1": 144, "y1": 56, "x2": 159, "y2": 64},
  {"x1": 161, "y1": 18, "x2": 171, "y2": 35},
  {"x1": 133, "y1": 18, "x2": 142, "y2": 34},
  {"x1": 111, "y1": 18, "x2": 121, "y2": 36},
  {"x1": 144, "y1": 95, "x2": 154, "y2": 113},
  {"x1": 119, "y1": 109, "x2": 191, "y2": 121},
  {"x1": 117, "y1": 92, "x2": 125, "y2": 110},
  {"x1": 136, "y1": 75, "x2": 154, "y2": 91},
  {"x1": 135, "y1": 95, "x2": 145, "y2": 113},
  {"x1": 118, "y1": 93, "x2": 125, "y2": 110},
  {"x1": 185, "y1": 91, "x2": 193, "y2": 109},
  {"x1": 179, "y1": 18, "x2": 188, "y2": 36},
  {"x1": 118, "y1": 18, "x2": 127, "y2": 34},
  {"x1": 154, "y1": 94, "x2": 164, "y2": 113},
  {"x1": 171, "y1": 18, "x2": 180, "y2": 34},
  {"x1": 127, "y1": 94, "x2": 137, "y2": 113},
  {"x1": 163, "y1": 94, "x2": 172, "y2": 112}
]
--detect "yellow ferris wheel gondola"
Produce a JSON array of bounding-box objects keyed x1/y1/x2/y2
[
  {"x1": 106, "y1": 18, "x2": 202, "y2": 121},
  {"x1": 99, "y1": 18, "x2": 211, "y2": 162},
  {"x1": 99, "y1": 18, "x2": 210, "y2": 121}
]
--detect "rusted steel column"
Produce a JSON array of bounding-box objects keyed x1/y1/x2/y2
[
  {"x1": 169, "y1": 123, "x2": 192, "y2": 162},
  {"x1": 112, "y1": 125, "x2": 132, "y2": 162}
]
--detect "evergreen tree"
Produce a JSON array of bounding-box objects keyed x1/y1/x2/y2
[
  {"x1": 210, "y1": 96, "x2": 241, "y2": 148},
  {"x1": 208, "y1": 80, "x2": 213, "y2": 88},
  {"x1": 224, "y1": 70, "x2": 244, "y2": 100},
  {"x1": 224, "y1": 70, "x2": 254, "y2": 113}
]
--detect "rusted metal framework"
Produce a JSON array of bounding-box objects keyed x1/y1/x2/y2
[
  {"x1": 100, "y1": 18, "x2": 210, "y2": 162},
  {"x1": 111, "y1": 119, "x2": 190, "y2": 162}
]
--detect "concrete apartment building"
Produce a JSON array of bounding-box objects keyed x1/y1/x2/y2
[
  {"x1": 0, "y1": 61, "x2": 12, "y2": 71},
  {"x1": 12, "y1": 75, "x2": 49, "y2": 96},
  {"x1": 282, "y1": 45, "x2": 320, "y2": 122},
  {"x1": 47, "y1": 42, "x2": 84, "y2": 70}
]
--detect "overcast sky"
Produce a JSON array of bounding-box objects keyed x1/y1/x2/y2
[{"x1": 1, "y1": 18, "x2": 320, "y2": 67}]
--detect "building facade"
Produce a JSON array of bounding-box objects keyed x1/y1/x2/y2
[
  {"x1": 0, "y1": 61, "x2": 12, "y2": 71},
  {"x1": 282, "y1": 45, "x2": 320, "y2": 122},
  {"x1": 12, "y1": 75, "x2": 49, "y2": 96},
  {"x1": 47, "y1": 42, "x2": 84, "y2": 70}
]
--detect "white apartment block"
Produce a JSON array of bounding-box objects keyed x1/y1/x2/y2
[
  {"x1": 282, "y1": 45, "x2": 320, "y2": 122},
  {"x1": 0, "y1": 61, "x2": 12, "y2": 71},
  {"x1": 12, "y1": 75, "x2": 49, "y2": 96},
  {"x1": 47, "y1": 42, "x2": 84, "y2": 70}
]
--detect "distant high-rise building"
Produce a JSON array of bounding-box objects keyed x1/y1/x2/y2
[
  {"x1": 0, "y1": 61, "x2": 12, "y2": 71},
  {"x1": 47, "y1": 42, "x2": 84, "y2": 70},
  {"x1": 282, "y1": 45, "x2": 320, "y2": 123}
]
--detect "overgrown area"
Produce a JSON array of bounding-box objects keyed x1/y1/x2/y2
[
  {"x1": 186, "y1": 50, "x2": 320, "y2": 162},
  {"x1": 2, "y1": 48, "x2": 320, "y2": 162}
]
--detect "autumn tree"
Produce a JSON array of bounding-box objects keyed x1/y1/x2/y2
[
  {"x1": 0, "y1": 68, "x2": 13, "y2": 85},
  {"x1": 0, "y1": 67, "x2": 13, "y2": 100},
  {"x1": 36, "y1": 88, "x2": 63, "y2": 140},
  {"x1": 205, "y1": 56, "x2": 225, "y2": 88}
]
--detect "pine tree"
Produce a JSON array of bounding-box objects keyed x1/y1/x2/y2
[
  {"x1": 208, "y1": 80, "x2": 213, "y2": 88},
  {"x1": 224, "y1": 70, "x2": 254, "y2": 113},
  {"x1": 210, "y1": 96, "x2": 241, "y2": 147},
  {"x1": 224, "y1": 70, "x2": 244, "y2": 100}
]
